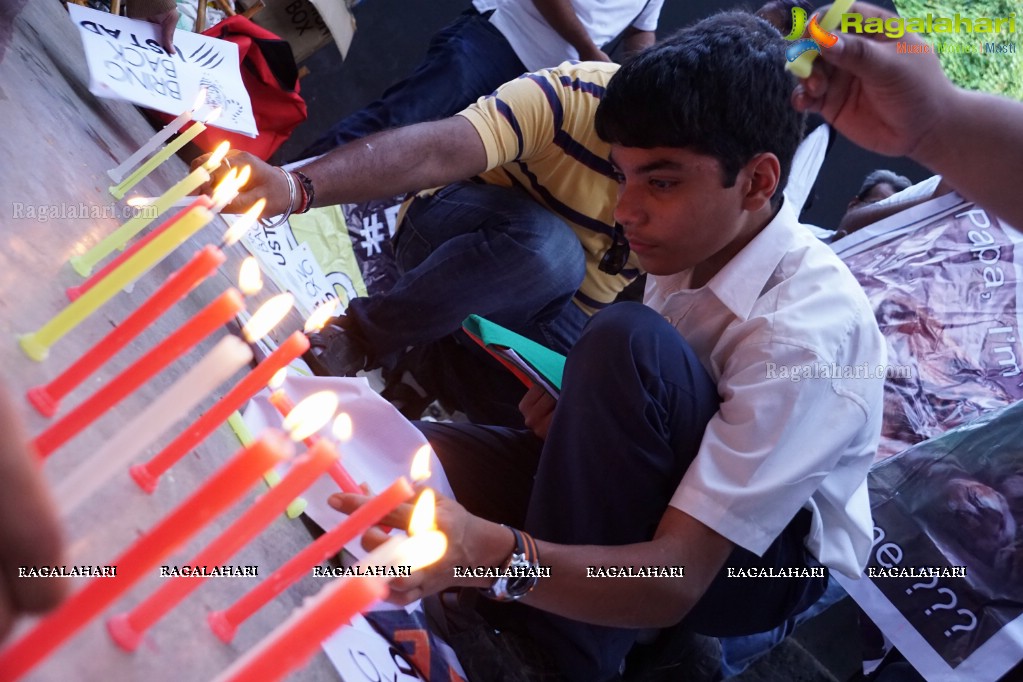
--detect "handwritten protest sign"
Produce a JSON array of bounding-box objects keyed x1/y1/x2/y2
[
  {"x1": 67, "y1": 5, "x2": 256, "y2": 137},
  {"x1": 239, "y1": 207, "x2": 369, "y2": 320}
]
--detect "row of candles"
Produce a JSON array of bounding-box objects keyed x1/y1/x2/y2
[{"x1": 1, "y1": 93, "x2": 446, "y2": 680}]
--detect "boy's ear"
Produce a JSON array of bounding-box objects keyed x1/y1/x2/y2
[{"x1": 740, "y1": 152, "x2": 781, "y2": 212}]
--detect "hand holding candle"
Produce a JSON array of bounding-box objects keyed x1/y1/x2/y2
[
  {"x1": 72, "y1": 141, "x2": 231, "y2": 278},
  {"x1": 213, "y1": 490, "x2": 447, "y2": 682},
  {"x1": 205, "y1": 446, "x2": 431, "y2": 641}
]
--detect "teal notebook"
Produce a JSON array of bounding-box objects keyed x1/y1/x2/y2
[{"x1": 461, "y1": 314, "x2": 566, "y2": 398}]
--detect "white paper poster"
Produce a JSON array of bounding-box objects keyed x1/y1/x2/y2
[{"x1": 67, "y1": 5, "x2": 257, "y2": 137}]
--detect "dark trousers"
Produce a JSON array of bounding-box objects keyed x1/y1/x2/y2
[
  {"x1": 418, "y1": 303, "x2": 827, "y2": 681},
  {"x1": 347, "y1": 182, "x2": 588, "y2": 426},
  {"x1": 300, "y1": 10, "x2": 527, "y2": 158}
]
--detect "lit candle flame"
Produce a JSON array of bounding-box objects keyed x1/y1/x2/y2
[
  {"x1": 222, "y1": 198, "x2": 266, "y2": 246},
  {"x1": 408, "y1": 489, "x2": 436, "y2": 536},
  {"x1": 410, "y1": 444, "x2": 432, "y2": 483},
  {"x1": 303, "y1": 299, "x2": 337, "y2": 334},
  {"x1": 332, "y1": 413, "x2": 353, "y2": 442},
  {"x1": 242, "y1": 292, "x2": 294, "y2": 343},
  {"x1": 203, "y1": 106, "x2": 223, "y2": 125},
  {"x1": 283, "y1": 391, "x2": 338, "y2": 442},
  {"x1": 398, "y1": 531, "x2": 448, "y2": 572},
  {"x1": 268, "y1": 367, "x2": 288, "y2": 391},
  {"x1": 126, "y1": 196, "x2": 152, "y2": 207},
  {"x1": 235, "y1": 165, "x2": 252, "y2": 188},
  {"x1": 203, "y1": 141, "x2": 231, "y2": 171},
  {"x1": 401, "y1": 490, "x2": 446, "y2": 571},
  {"x1": 238, "y1": 257, "x2": 263, "y2": 296},
  {"x1": 191, "y1": 87, "x2": 208, "y2": 113},
  {"x1": 210, "y1": 167, "x2": 240, "y2": 206}
]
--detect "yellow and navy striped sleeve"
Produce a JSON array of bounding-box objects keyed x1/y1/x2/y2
[{"x1": 456, "y1": 61, "x2": 642, "y2": 313}]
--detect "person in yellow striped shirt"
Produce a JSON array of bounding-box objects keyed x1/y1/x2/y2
[{"x1": 207, "y1": 60, "x2": 641, "y2": 426}]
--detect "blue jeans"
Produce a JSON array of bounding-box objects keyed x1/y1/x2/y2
[
  {"x1": 717, "y1": 579, "x2": 848, "y2": 678},
  {"x1": 300, "y1": 10, "x2": 527, "y2": 158},
  {"x1": 346, "y1": 182, "x2": 588, "y2": 425},
  {"x1": 419, "y1": 304, "x2": 827, "y2": 680}
]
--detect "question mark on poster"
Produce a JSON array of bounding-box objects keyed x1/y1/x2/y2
[
  {"x1": 944, "y1": 609, "x2": 978, "y2": 638},
  {"x1": 905, "y1": 575, "x2": 938, "y2": 595},
  {"x1": 924, "y1": 587, "x2": 957, "y2": 616}
]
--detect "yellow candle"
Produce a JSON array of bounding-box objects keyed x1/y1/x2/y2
[
  {"x1": 71, "y1": 142, "x2": 229, "y2": 277},
  {"x1": 109, "y1": 107, "x2": 222, "y2": 200},
  {"x1": 18, "y1": 204, "x2": 214, "y2": 362},
  {"x1": 785, "y1": 0, "x2": 855, "y2": 78}
]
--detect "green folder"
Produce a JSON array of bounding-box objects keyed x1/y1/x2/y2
[{"x1": 462, "y1": 314, "x2": 566, "y2": 398}]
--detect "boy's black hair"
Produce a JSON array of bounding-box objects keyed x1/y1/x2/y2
[{"x1": 594, "y1": 12, "x2": 806, "y2": 209}]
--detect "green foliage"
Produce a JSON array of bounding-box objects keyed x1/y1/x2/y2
[{"x1": 894, "y1": 0, "x2": 1023, "y2": 99}]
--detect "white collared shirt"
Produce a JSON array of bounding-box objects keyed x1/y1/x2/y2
[{"x1": 645, "y1": 202, "x2": 886, "y2": 578}]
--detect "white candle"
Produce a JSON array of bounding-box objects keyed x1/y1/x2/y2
[
  {"x1": 107, "y1": 89, "x2": 207, "y2": 183},
  {"x1": 53, "y1": 335, "x2": 253, "y2": 516},
  {"x1": 109, "y1": 106, "x2": 222, "y2": 200}
]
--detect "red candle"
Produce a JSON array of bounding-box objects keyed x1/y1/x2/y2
[
  {"x1": 268, "y1": 390, "x2": 362, "y2": 495},
  {"x1": 108, "y1": 438, "x2": 338, "y2": 650},
  {"x1": 32, "y1": 289, "x2": 245, "y2": 459},
  {"x1": 207, "y1": 476, "x2": 414, "y2": 642},
  {"x1": 28, "y1": 245, "x2": 226, "y2": 418},
  {"x1": 66, "y1": 196, "x2": 215, "y2": 302},
  {"x1": 215, "y1": 577, "x2": 389, "y2": 682},
  {"x1": 0, "y1": 433, "x2": 292, "y2": 682},
  {"x1": 130, "y1": 331, "x2": 311, "y2": 493}
]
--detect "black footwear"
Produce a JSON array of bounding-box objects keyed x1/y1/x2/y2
[
  {"x1": 303, "y1": 316, "x2": 370, "y2": 377},
  {"x1": 380, "y1": 371, "x2": 437, "y2": 421}
]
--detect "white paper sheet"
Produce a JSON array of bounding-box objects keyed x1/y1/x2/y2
[{"x1": 241, "y1": 373, "x2": 455, "y2": 558}]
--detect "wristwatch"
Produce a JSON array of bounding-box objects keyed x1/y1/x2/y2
[{"x1": 482, "y1": 526, "x2": 540, "y2": 602}]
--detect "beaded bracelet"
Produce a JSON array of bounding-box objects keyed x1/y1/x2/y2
[{"x1": 294, "y1": 171, "x2": 315, "y2": 214}]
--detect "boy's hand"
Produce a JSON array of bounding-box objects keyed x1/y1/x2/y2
[
  {"x1": 519, "y1": 384, "x2": 556, "y2": 440},
  {"x1": 328, "y1": 490, "x2": 507, "y2": 606}
]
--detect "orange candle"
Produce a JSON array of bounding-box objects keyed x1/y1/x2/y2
[
  {"x1": 28, "y1": 245, "x2": 225, "y2": 418},
  {"x1": 268, "y1": 390, "x2": 362, "y2": 495},
  {"x1": 0, "y1": 433, "x2": 292, "y2": 682},
  {"x1": 214, "y1": 494, "x2": 446, "y2": 682},
  {"x1": 216, "y1": 577, "x2": 389, "y2": 682},
  {"x1": 108, "y1": 438, "x2": 339, "y2": 650},
  {"x1": 66, "y1": 196, "x2": 215, "y2": 302},
  {"x1": 207, "y1": 476, "x2": 414, "y2": 642},
  {"x1": 32, "y1": 289, "x2": 245, "y2": 459},
  {"x1": 131, "y1": 331, "x2": 311, "y2": 492}
]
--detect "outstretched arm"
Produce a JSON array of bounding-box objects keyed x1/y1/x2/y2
[
  {"x1": 198, "y1": 116, "x2": 488, "y2": 215},
  {"x1": 792, "y1": 2, "x2": 1023, "y2": 227}
]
